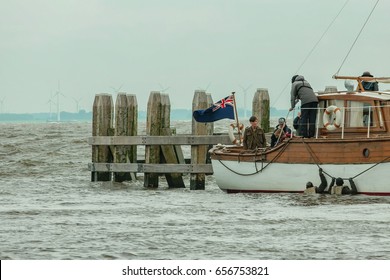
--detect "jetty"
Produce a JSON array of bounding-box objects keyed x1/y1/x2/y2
[{"x1": 88, "y1": 89, "x2": 270, "y2": 189}]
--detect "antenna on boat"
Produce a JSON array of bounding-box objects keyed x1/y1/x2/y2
[{"x1": 334, "y1": 0, "x2": 380, "y2": 76}]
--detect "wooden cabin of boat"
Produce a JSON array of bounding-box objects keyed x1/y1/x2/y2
[
  {"x1": 316, "y1": 75, "x2": 390, "y2": 139},
  {"x1": 211, "y1": 75, "x2": 390, "y2": 165}
]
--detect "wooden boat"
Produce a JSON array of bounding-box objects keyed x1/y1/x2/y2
[{"x1": 210, "y1": 75, "x2": 390, "y2": 195}]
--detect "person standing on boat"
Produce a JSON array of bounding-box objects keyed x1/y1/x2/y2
[
  {"x1": 270, "y1": 117, "x2": 291, "y2": 147},
  {"x1": 289, "y1": 75, "x2": 318, "y2": 138},
  {"x1": 328, "y1": 177, "x2": 358, "y2": 195},
  {"x1": 304, "y1": 168, "x2": 333, "y2": 194},
  {"x1": 243, "y1": 116, "x2": 267, "y2": 150},
  {"x1": 361, "y1": 71, "x2": 379, "y2": 91},
  {"x1": 293, "y1": 111, "x2": 302, "y2": 136}
]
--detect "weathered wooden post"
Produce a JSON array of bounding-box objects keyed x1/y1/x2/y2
[
  {"x1": 91, "y1": 93, "x2": 114, "y2": 181},
  {"x1": 114, "y1": 93, "x2": 130, "y2": 182},
  {"x1": 144, "y1": 91, "x2": 162, "y2": 188},
  {"x1": 160, "y1": 94, "x2": 185, "y2": 188},
  {"x1": 126, "y1": 94, "x2": 138, "y2": 180},
  {"x1": 252, "y1": 88, "x2": 270, "y2": 132},
  {"x1": 191, "y1": 90, "x2": 209, "y2": 190}
]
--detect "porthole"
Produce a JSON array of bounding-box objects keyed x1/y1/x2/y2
[{"x1": 363, "y1": 148, "x2": 370, "y2": 158}]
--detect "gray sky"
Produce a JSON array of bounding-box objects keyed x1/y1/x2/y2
[{"x1": 1, "y1": 0, "x2": 388, "y2": 114}]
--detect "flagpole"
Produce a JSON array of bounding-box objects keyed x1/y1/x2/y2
[{"x1": 231, "y1": 92, "x2": 242, "y2": 144}]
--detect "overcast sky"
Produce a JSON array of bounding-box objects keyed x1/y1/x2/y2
[{"x1": 1, "y1": 0, "x2": 388, "y2": 114}]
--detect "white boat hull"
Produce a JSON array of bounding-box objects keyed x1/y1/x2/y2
[{"x1": 212, "y1": 159, "x2": 390, "y2": 195}]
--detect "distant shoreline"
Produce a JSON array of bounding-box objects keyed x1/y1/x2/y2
[{"x1": 0, "y1": 107, "x2": 289, "y2": 123}]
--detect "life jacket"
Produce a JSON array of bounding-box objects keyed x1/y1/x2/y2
[
  {"x1": 304, "y1": 187, "x2": 316, "y2": 194},
  {"x1": 331, "y1": 186, "x2": 343, "y2": 195}
]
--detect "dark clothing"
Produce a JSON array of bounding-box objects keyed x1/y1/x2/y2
[
  {"x1": 315, "y1": 171, "x2": 330, "y2": 194},
  {"x1": 270, "y1": 124, "x2": 291, "y2": 147},
  {"x1": 290, "y1": 75, "x2": 318, "y2": 138},
  {"x1": 293, "y1": 116, "x2": 301, "y2": 136},
  {"x1": 290, "y1": 75, "x2": 318, "y2": 109},
  {"x1": 300, "y1": 101, "x2": 318, "y2": 138},
  {"x1": 304, "y1": 169, "x2": 332, "y2": 194},
  {"x1": 362, "y1": 81, "x2": 379, "y2": 91},
  {"x1": 293, "y1": 116, "x2": 301, "y2": 130},
  {"x1": 243, "y1": 126, "x2": 266, "y2": 150},
  {"x1": 329, "y1": 179, "x2": 358, "y2": 195}
]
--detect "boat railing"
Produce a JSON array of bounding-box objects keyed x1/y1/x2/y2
[{"x1": 300, "y1": 103, "x2": 390, "y2": 139}]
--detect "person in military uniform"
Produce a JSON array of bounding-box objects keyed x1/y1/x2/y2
[{"x1": 243, "y1": 116, "x2": 267, "y2": 150}]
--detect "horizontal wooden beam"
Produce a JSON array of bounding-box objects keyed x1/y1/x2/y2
[
  {"x1": 88, "y1": 163, "x2": 213, "y2": 173},
  {"x1": 88, "y1": 135, "x2": 231, "y2": 145}
]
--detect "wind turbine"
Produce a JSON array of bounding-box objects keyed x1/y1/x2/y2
[
  {"x1": 72, "y1": 97, "x2": 82, "y2": 113},
  {"x1": 53, "y1": 81, "x2": 66, "y2": 122},
  {"x1": 47, "y1": 92, "x2": 55, "y2": 120},
  {"x1": 197, "y1": 82, "x2": 211, "y2": 92},
  {"x1": 239, "y1": 84, "x2": 252, "y2": 119},
  {"x1": 110, "y1": 84, "x2": 123, "y2": 101},
  {"x1": 0, "y1": 97, "x2": 5, "y2": 114},
  {"x1": 159, "y1": 83, "x2": 170, "y2": 93}
]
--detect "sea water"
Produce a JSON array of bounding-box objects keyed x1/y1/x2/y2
[{"x1": 1, "y1": 121, "x2": 390, "y2": 260}]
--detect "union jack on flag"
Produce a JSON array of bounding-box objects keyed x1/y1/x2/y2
[
  {"x1": 193, "y1": 95, "x2": 235, "y2": 123},
  {"x1": 212, "y1": 95, "x2": 234, "y2": 112}
]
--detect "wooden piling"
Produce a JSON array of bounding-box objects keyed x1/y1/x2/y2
[
  {"x1": 114, "y1": 93, "x2": 130, "y2": 182},
  {"x1": 190, "y1": 90, "x2": 211, "y2": 190},
  {"x1": 126, "y1": 94, "x2": 138, "y2": 180},
  {"x1": 144, "y1": 91, "x2": 162, "y2": 188},
  {"x1": 160, "y1": 94, "x2": 185, "y2": 188},
  {"x1": 91, "y1": 94, "x2": 114, "y2": 181},
  {"x1": 252, "y1": 88, "x2": 270, "y2": 132}
]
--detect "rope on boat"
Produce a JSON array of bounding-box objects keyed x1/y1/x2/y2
[
  {"x1": 302, "y1": 139, "x2": 390, "y2": 180},
  {"x1": 218, "y1": 140, "x2": 292, "y2": 176},
  {"x1": 218, "y1": 138, "x2": 390, "y2": 179},
  {"x1": 350, "y1": 155, "x2": 390, "y2": 180},
  {"x1": 335, "y1": 0, "x2": 380, "y2": 75},
  {"x1": 272, "y1": 0, "x2": 350, "y2": 107}
]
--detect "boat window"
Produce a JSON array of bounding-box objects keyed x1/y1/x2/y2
[{"x1": 346, "y1": 101, "x2": 374, "y2": 128}]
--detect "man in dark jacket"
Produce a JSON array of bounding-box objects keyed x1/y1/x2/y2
[
  {"x1": 289, "y1": 75, "x2": 318, "y2": 138},
  {"x1": 270, "y1": 117, "x2": 291, "y2": 147},
  {"x1": 329, "y1": 177, "x2": 358, "y2": 195},
  {"x1": 304, "y1": 168, "x2": 333, "y2": 194},
  {"x1": 361, "y1": 71, "x2": 379, "y2": 91}
]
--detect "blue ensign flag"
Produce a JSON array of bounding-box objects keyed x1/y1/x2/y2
[{"x1": 193, "y1": 95, "x2": 235, "y2": 122}]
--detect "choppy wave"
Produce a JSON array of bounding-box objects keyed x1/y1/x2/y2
[{"x1": 1, "y1": 121, "x2": 390, "y2": 260}]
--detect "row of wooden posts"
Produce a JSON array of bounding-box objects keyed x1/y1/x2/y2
[{"x1": 89, "y1": 89, "x2": 270, "y2": 189}]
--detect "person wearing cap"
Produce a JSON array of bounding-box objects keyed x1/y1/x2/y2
[
  {"x1": 289, "y1": 75, "x2": 318, "y2": 138},
  {"x1": 304, "y1": 168, "x2": 333, "y2": 194},
  {"x1": 243, "y1": 115, "x2": 267, "y2": 150},
  {"x1": 361, "y1": 71, "x2": 379, "y2": 91},
  {"x1": 328, "y1": 177, "x2": 358, "y2": 195},
  {"x1": 270, "y1": 117, "x2": 292, "y2": 147}
]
